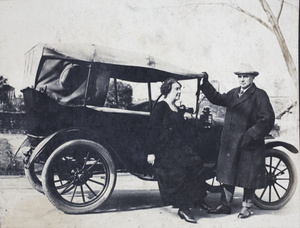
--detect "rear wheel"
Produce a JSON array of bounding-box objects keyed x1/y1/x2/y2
[
  {"x1": 42, "y1": 139, "x2": 116, "y2": 214},
  {"x1": 24, "y1": 159, "x2": 44, "y2": 194},
  {"x1": 254, "y1": 149, "x2": 297, "y2": 210}
]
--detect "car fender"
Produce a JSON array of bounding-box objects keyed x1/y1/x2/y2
[
  {"x1": 25, "y1": 128, "x2": 124, "y2": 168},
  {"x1": 265, "y1": 139, "x2": 298, "y2": 154}
]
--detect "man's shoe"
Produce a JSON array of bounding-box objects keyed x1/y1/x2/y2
[
  {"x1": 194, "y1": 200, "x2": 213, "y2": 211},
  {"x1": 178, "y1": 208, "x2": 197, "y2": 223},
  {"x1": 207, "y1": 205, "x2": 231, "y2": 214},
  {"x1": 238, "y1": 207, "x2": 252, "y2": 219}
]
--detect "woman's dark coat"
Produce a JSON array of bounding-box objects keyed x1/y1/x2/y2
[
  {"x1": 148, "y1": 101, "x2": 206, "y2": 206},
  {"x1": 201, "y1": 81, "x2": 275, "y2": 189}
]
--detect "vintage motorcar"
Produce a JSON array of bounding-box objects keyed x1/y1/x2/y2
[{"x1": 16, "y1": 43, "x2": 298, "y2": 214}]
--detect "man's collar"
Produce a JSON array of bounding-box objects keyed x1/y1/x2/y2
[{"x1": 240, "y1": 83, "x2": 254, "y2": 92}]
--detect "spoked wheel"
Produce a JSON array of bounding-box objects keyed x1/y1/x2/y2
[
  {"x1": 254, "y1": 149, "x2": 298, "y2": 210},
  {"x1": 42, "y1": 139, "x2": 116, "y2": 214},
  {"x1": 24, "y1": 159, "x2": 45, "y2": 194}
]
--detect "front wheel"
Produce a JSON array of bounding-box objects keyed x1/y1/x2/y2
[
  {"x1": 42, "y1": 139, "x2": 116, "y2": 214},
  {"x1": 254, "y1": 149, "x2": 298, "y2": 210}
]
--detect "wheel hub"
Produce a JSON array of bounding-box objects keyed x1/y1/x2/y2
[
  {"x1": 73, "y1": 169, "x2": 90, "y2": 185},
  {"x1": 266, "y1": 173, "x2": 276, "y2": 185}
]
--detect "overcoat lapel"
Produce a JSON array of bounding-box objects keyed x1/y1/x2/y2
[{"x1": 231, "y1": 84, "x2": 257, "y2": 108}]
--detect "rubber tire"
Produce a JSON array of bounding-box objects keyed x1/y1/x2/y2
[
  {"x1": 24, "y1": 162, "x2": 44, "y2": 194},
  {"x1": 254, "y1": 149, "x2": 298, "y2": 210},
  {"x1": 42, "y1": 139, "x2": 116, "y2": 214}
]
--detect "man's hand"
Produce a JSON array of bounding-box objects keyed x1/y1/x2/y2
[
  {"x1": 198, "y1": 72, "x2": 208, "y2": 85},
  {"x1": 147, "y1": 154, "x2": 155, "y2": 165},
  {"x1": 241, "y1": 131, "x2": 255, "y2": 149},
  {"x1": 201, "y1": 72, "x2": 208, "y2": 82}
]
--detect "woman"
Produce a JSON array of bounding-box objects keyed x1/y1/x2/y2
[{"x1": 147, "y1": 78, "x2": 209, "y2": 224}]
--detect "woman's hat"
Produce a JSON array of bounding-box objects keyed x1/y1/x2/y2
[{"x1": 234, "y1": 63, "x2": 259, "y2": 76}]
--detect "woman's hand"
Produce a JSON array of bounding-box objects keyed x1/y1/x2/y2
[
  {"x1": 184, "y1": 112, "x2": 193, "y2": 119},
  {"x1": 147, "y1": 154, "x2": 155, "y2": 165}
]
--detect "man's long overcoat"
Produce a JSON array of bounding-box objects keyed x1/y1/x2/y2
[{"x1": 201, "y1": 81, "x2": 275, "y2": 189}]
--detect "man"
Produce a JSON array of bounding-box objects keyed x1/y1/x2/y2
[{"x1": 200, "y1": 64, "x2": 275, "y2": 218}]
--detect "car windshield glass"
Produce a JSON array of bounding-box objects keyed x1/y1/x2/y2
[
  {"x1": 103, "y1": 78, "x2": 197, "y2": 112},
  {"x1": 104, "y1": 79, "x2": 153, "y2": 112}
]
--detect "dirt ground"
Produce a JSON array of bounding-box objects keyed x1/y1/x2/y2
[
  {"x1": 0, "y1": 173, "x2": 300, "y2": 228},
  {"x1": 0, "y1": 133, "x2": 299, "y2": 228}
]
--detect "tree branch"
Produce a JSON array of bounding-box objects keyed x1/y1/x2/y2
[
  {"x1": 192, "y1": 2, "x2": 273, "y2": 32},
  {"x1": 276, "y1": 101, "x2": 297, "y2": 119},
  {"x1": 233, "y1": 3, "x2": 273, "y2": 32},
  {"x1": 277, "y1": 0, "x2": 284, "y2": 23},
  {"x1": 259, "y1": 0, "x2": 277, "y2": 25}
]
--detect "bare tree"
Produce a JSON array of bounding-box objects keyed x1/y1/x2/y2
[
  {"x1": 230, "y1": 0, "x2": 298, "y2": 89},
  {"x1": 194, "y1": 0, "x2": 298, "y2": 89}
]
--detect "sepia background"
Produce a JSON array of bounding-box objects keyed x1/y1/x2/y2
[{"x1": 0, "y1": 0, "x2": 299, "y2": 227}]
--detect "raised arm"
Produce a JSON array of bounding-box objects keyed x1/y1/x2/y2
[{"x1": 200, "y1": 72, "x2": 228, "y2": 107}]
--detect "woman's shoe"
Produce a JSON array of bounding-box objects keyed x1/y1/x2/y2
[
  {"x1": 178, "y1": 208, "x2": 197, "y2": 223},
  {"x1": 238, "y1": 206, "x2": 252, "y2": 218}
]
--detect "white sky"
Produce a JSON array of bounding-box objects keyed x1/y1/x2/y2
[{"x1": 0, "y1": 0, "x2": 298, "y2": 99}]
